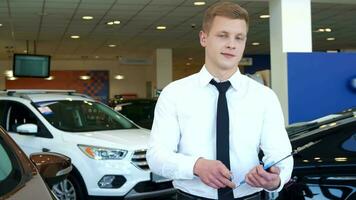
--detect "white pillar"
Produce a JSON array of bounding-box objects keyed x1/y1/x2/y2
[
  {"x1": 269, "y1": 0, "x2": 312, "y2": 124},
  {"x1": 156, "y1": 48, "x2": 172, "y2": 90}
]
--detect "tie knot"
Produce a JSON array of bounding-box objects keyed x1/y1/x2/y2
[{"x1": 210, "y1": 79, "x2": 231, "y2": 93}]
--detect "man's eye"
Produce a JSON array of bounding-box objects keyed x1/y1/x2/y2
[{"x1": 218, "y1": 34, "x2": 227, "y2": 38}]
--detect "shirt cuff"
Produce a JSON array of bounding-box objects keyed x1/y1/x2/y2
[
  {"x1": 179, "y1": 155, "x2": 201, "y2": 179},
  {"x1": 264, "y1": 173, "x2": 288, "y2": 193}
]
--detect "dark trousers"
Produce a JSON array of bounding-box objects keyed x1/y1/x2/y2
[{"x1": 176, "y1": 190, "x2": 261, "y2": 200}]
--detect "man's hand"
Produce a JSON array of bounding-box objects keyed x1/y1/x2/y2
[
  {"x1": 245, "y1": 165, "x2": 281, "y2": 191},
  {"x1": 193, "y1": 158, "x2": 236, "y2": 189}
]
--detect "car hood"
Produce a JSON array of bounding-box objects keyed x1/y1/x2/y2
[{"x1": 61, "y1": 128, "x2": 151, "y2": 150}]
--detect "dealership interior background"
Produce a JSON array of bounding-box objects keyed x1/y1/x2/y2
[
  {"x1": 0, "y1": 0, "x2": 355, "y2": 123},
  {"x1": 0, "y1": 0, "x2": 355, "y2": 200}
]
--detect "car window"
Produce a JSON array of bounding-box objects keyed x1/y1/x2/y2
[
  {"x1": 35, "y1": 100, "x2": 138, "y2": 132},
  {"x1": 342, "y1": 133, "x2": 356, "y2": 152},
  {"x1": 0, "y1": 144, "x2": 11, "y2": 181},
  {"x1": 0, "y1": 102, "x2": 6, "y2": 128},
  {"x1": 120, "y1": 101, "x2": 155, "y2": 122},
  {"x1": 7, "y1": 102, "x2": 38, "y2": 132},
  {"x1": 0, "y1": 137, "x2": 22, "y2": 196}
]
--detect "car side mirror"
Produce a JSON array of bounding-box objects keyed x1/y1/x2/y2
[
  {"x1": 16, "y1": 123, "x2": 38, "y2": 135},
  {"x1": 30, "y1": 152, "x2": 72, "y2": 186}
]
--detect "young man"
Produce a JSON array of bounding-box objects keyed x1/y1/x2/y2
[{"x1": 147, "y1": 2, "x2": 293, "y2": 200}]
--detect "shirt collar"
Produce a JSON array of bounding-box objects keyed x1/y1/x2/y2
[{"x1": 198, "y1": 65, "x2": 241, "y2": 90}]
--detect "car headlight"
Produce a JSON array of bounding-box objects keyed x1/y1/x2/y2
[{"x1": 78, "y1": 145, "x2": 128, "y2": 160}]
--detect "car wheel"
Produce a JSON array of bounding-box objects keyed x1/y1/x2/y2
[{"x1": 52, "y1": 173, "x2": 85, "y2": 200}]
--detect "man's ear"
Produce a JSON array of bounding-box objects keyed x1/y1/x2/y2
[{"x1": 199, "y1": 31, "x2": 207, "y2": 47}]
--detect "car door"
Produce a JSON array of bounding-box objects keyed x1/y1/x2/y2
[{"x1": 1, "y1": 101, "x2": 51, "y2": 156}]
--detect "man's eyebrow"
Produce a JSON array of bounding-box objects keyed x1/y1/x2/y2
[{"x1": 216, "y1": 31, "x2": 245, "y2": 36}]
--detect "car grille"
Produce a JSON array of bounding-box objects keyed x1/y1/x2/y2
[{"x1": 131, "y1": 149, "x2": 149, "y2": 170}]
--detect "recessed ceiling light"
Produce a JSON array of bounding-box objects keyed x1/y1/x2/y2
[
  {"x1": 7, "y1": 77, "x2": 17, "y2": 81},
  {"x1": 45, "y1": 76, "x2": 54, "y2": 80},
  {"x1": 80, "y1": 75, "x2": 91, "y2": 80},
  {"x1": 113, "y1": 20, "x2": 120, "y2": 24},
  {"x1": 107, "y1": 21, "x2": 114, "y2": 25},
  {"x1": 325, "y1": 28, "x2": 332, "y2": 32},
  {"x1": 23, "y1": 50, "x2": 27, "y2": 53},
  {"x1": 326, "y1": 37, "x2": 335, "y2": 41},
  {"x1": 326, "y1": 50, "x2": 338, "y2": 53},
  {"x1": 156, "y1": 26, "x2": 166, "y2": 30},
  {"x1": 252, "y1": 42, "x2": 260, "y2": 46},
  {"x1": 94, "y1": 56, "x2": 99, "y2": 59},
  {"x1": 0, "y1": 23, "x2": 3, "y2": 27},
  {"x1": 70, "y1": 35, "x2": 80, "y2": 39},
  {"x1": 186, "y1": 62, "x2": 191, "y2": 66},
  {"x1": 188, "y1": 57, "x2": 193, "y2": 61},
  {"x1": 194, "y1": 1, "x2": 206, "y2": 6},
  {"x1": 259, "y1": 15, "x2": 270, "y2": 19},
  {"x1": 317, "y1": 28, "x2": 325, "y2": 32},
  {"x1": 115, "y1": 75, "x2": 125, "y2": 80},
  {"x1": 82, "y1": 16, "x2": 93, "y2": 20},
  {"x1": 108, "y1": 44, "x2": 116, "y2": 47},
  {"x1": 4, "y1": 70, "x2": 13, "y2": 77}
]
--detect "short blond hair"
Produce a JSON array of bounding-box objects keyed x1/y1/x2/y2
[{"x1": 202, "y1": 1, "x2": 249, "y2": 33}]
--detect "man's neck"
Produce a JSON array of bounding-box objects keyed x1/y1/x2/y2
[{"x1": 205, "y1": 64, "x2": 238, "y2": 82}]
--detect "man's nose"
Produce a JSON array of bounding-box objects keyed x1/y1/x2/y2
[{"x1": 226, "y1": 38, "x2": 236, "y2": 49}]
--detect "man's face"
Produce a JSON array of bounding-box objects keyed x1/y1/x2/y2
[{"x1": 200, "y1": 16, "x2": 247, "y2": 71}]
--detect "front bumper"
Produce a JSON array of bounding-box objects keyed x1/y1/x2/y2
[{"x1": 125, "y1": 180, "x2": 176, "y2": 199}]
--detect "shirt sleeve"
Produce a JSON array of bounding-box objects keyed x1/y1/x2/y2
[
  {"x1": 146, "y1": 84, "x2": 200, "y2": 180},
  {"x1": 260, "y1": 90, "x2": 294, "y2": 192}
]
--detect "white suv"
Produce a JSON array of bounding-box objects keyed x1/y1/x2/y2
[{"x1": 0, "y1": 90, "x2": 174, "y2": 200}]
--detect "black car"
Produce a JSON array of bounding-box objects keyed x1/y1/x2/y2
[
  {"x1": 109, "y1": 98, "x2": 157, "y2": 129},
  {"x1": 278, "y1": 110, "x2": 356, "y2": 200}
]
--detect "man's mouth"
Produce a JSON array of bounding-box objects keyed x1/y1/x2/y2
[{"x1": 221, "y1": 53, "x2": 235, "y2": 58}]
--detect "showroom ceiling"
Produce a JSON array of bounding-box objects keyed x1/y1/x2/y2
[{"x1": 0, "y1": 0, "x2": 356, "y2": 62}]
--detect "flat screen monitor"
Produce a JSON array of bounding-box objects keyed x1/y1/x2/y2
[{"x1": 13, "y1": 54, "x2": 51, "y2": 78}]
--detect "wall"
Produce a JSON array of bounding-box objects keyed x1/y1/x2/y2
[
  {"x1": 287, "y1": 52, "x2": 356, "y2": 123},
  {"x1": 0, "y1": 56, "x2": 156, "y2": 98}
]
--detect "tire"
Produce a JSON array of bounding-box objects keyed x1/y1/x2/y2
[{"x1": 52, "y1": 173, "x2": 86, "y2": 200}]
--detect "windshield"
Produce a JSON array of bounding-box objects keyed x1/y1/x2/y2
[
  {"x1": 34, "y1": 100, "x2": 138, "y2": 132},
  {"x1": 286, "y1": 113, "x2": 354, "y2": 137}
]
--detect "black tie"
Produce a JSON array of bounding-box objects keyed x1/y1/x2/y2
[{"x1": 210, "y1": 79, "x2": 233, "y2": 200}]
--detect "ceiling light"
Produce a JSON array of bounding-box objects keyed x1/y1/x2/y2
[
  {"x1": 252, "y1": 42, "x2": 260, "y2": 46},
  {"x1": 7, "y1": 77, "x2": 17, "y2": 81},
  {"x1": 106, "y1": 21, "x2": 114, "y2": 25},
  {"x1": 82, "y1": 16, "x2": 93, "y2": 20},
  {"x1": 326, "y1": 50, "x2": 338, "y2": 53},
  {"x1": 326, "y1": 37, "x2": 335, "y2": 41},
  {"x1": 23, "y1": 50, "x2": 27, "y2": 53},
  {"x1": 80, "y1": 75, "x2": 91, "y2": 80},
  {"x1": 45, "y1": 76, "x2": 54, "y2": 80},
  {"x1": 194, "y1": 1, "x2": 206, "y2": 6},
  {"x1": 114, "y1": 75, "x2": 124, "y2": 80},
  {"x1": 334, "y1": 157, "x2": 347, "y2": 162},
  {"x1": 108, "y1": 44, "x2": 116, "y2": 47},
  {"x1": 94, "y1": 56, "x2": 99, "y2": 59},
  {"x1": 0, "y1": 23, "x2": 2, "y2": 27},
  {"x1": 156, "y1": 26, "x2": 166, "y2": 30},
  {"x1": 4, "y1": 70, "x2": 13, "y2": 77},
  {"x1": 259, "y1": 15, "x2": 270, "y2": 19},
  {"x1": 317, "y1": 28, "x2": 325, "y2": 32},
  {"x1": 71, "y1": 35, "x2": 80, "y2": 39},
  {"x1": 186, "y1": 63, "x2": 191, "y2": 66},
  {"x1": 188, "y1": 57, "x2": 193, "y2": 61},
  {"x1": 113, "y1": 20, "x2": 120, "y2": 24},
  {"x1": 325, "y1": 28, "x2": 332, "y2": 32}
]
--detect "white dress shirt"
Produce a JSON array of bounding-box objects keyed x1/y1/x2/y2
[{"x1": 147, "y1": 66, "x2": 293, "y2": 199}]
